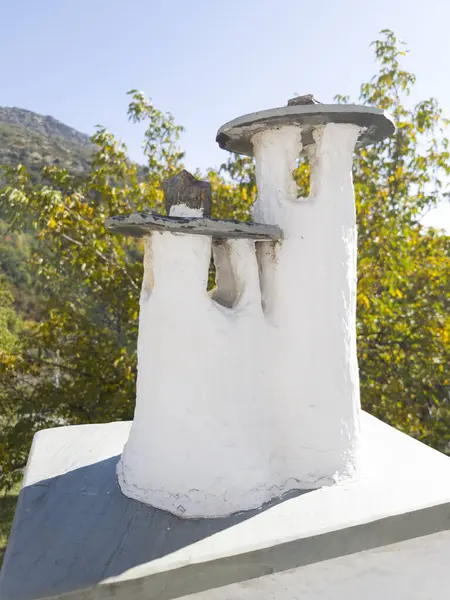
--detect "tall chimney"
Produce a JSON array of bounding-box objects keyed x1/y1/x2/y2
[{"x1": 110, "y1": 99, "x2": 394, "y2": 518}]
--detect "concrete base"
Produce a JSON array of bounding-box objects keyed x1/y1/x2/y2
[
  {"x1": 1, "y1": 413, "x2": 449, "y2": 600},
  {"x1": 182, "y1": 530, "x2": 450, "y2": 600}
]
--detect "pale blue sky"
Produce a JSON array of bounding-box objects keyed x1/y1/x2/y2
[{"x1": 1, "y1": 0, "x2": 449, "y2": 229}]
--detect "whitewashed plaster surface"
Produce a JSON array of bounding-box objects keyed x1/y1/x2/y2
[
  {"x1": 118, "y1": 123, "x2": 363, "y2": 518},
  {"x1": 180, "y1": 531, "x2": 450, "y2": 600}
]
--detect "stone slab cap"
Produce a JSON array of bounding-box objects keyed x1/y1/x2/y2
[
  {"x1": 1, "y1": 413, "x2": 449, "y2": 600},
  {"x1": 216, "y1": 95, "x2": 395, "y2": 156},
  {"x1": 105, "y1": 212, "x2": 281, "y2": 240}
]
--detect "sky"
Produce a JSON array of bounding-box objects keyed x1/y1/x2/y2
[{"x1": 1, "y1": 0, "x2": 450, "y2": 230}]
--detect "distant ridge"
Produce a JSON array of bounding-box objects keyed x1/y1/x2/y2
[
  {"x1": 0, "y1": 107, "x2": 94, "y2": 180},
  {"x1": 0, "y1": 107, "x2": 92, "y2": 147}
]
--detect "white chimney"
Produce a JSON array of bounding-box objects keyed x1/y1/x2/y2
[{"x1": 111, "y1": 98, "x2": 395, "y2": 518}]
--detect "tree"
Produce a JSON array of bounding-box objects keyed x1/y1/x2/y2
[
  {"x1": 0, "y1": 92, "x2": 184, "y2": 488},
  {"x1": 0, "y1": 285, "x2": 21, "y2": 355},
  {"x1": 352, "y1": 32, "x2": 449, "y2": 451},
  {"x1": 0, "y1": 31, "x2": 449, "y2": 490}
]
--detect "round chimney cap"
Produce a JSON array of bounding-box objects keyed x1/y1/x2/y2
[{"x1": 216, "y1": 103, "x2": 395, "y2": 157}]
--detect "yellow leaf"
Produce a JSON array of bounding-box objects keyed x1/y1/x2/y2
[{"x1": 358, "y1": 292, "x2": 370, "y2": 309}]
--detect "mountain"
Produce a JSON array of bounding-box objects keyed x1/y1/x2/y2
[
  {"x1": 0, "y1": 108, "x2": 97, "y2": 320},
  {"x1": 0, "y1": 108, "x2": 91, "y2": 147},
  {"x1": 0, "y1": 107, "x2": 93, "y2": 180}
]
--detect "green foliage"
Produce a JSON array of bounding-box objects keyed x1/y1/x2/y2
[
  {"x1": 348, "y1": 31, "x2": 449, "y2": 450},
  {"x1": 0, "y1": 32, "x2": 449, "y2": 493},
  {"x1": 0, "y1": 222, "x2": 44, "y2": 320},
  {"x1": 0, "y1": 481, "x2": 21, "y2": 568},
  {"x1": 0, "y1": 279, "x2": 23, "y2": 492},
  {"x1": 0, "y1": 283, "x2": 22, "y2": 354}
]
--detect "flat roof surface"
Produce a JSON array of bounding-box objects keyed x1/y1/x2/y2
[{"x1": 1, "y1": 412, "x2": 449, "y2": 600}]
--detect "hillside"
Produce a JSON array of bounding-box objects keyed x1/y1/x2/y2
[
  {"x1": 0, "y1": 107, "x2": 93, "y2": 181},
  {"x1": 0, "y1": 108, "x2": 96, "y2": 320}
]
